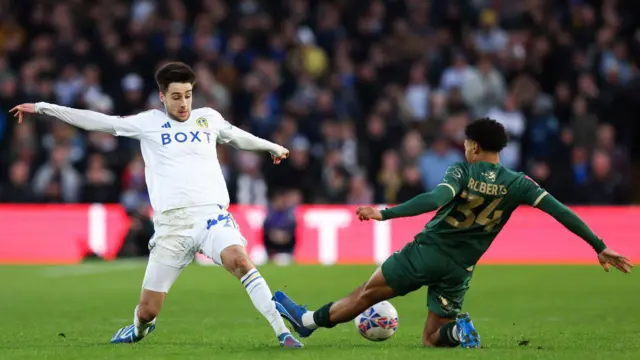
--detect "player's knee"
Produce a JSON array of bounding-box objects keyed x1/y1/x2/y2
[
  {"x1": 233, "y1": 255, "x2": 254, "y2": 275},
  {"x1": 221, "y1": 246, "x2": 254, "y2": 277}
]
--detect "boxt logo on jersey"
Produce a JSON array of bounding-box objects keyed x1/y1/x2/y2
[{"x1": 161, "y1": 131, "x2": 214, "y2": 145}]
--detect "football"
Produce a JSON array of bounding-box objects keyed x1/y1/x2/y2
[{"x1": 354, "y1": 301, "x2": 399, "y2": 341}]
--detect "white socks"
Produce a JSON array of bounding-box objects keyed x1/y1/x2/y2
[
  {"x1": 301, "y1": 312, "x2": 319, "y2": 330},
  {"x1": 133, "y1": 305, "x2": 156, "y2": 338},
  {"x1": 241, "y1": 268, "x2": 289, "y2": 336}
]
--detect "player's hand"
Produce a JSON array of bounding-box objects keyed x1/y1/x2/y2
[
  {"x1": 356, "y1": 206, "x2": 383, "y2": 221},
  {"x1": 271, "y1": 147, "x2": 289, "y2": 165},
  {"x1": 9, "y1": 103, "x2": 36, "y2": 124},
  {"x1": 598, "y1": 248, "x2": 633, "y2": 274}
]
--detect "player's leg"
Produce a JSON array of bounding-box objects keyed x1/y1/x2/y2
[
  {"x1": 422, "y1": 303, "x2": 480, "y2": 349},
  {"x1": 111, "y1": 260, "x2": 183, "y2": 343},
  {"x1": 136, "y1": 260, "x2": 183, "y2": 331},
  {"x1": 422, "y1": 272, "x2": 480, "y2": 348},
  {"x1": 220, "y1": 244, "x2": 295, "y2": 338},
  {"x1": 309, "y1": 267, "x2": 396, "y2": 326},
  {"x1": 111, "y1": 232, "x2": 189, "y2": 344},
  {"x1": 201, "y1": 222, "x2": 302, "y2": 348},
  {"x1": 422, "y1": 310, "x2": 455, "y2": 347},
  {"x1": 274, "y1": 242, "x2": 424, "y2": 337},
  {"x1": 272, "y1": 269, "x2": 394, "y2": 338}
]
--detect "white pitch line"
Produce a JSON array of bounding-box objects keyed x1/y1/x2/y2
[{"x1": 42, "y1": 260, "x2": 146, "y2": 277}]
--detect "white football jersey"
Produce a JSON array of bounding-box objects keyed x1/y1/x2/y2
[{"x1": 35, "y1": 103, "x2": 285, "y2": 214}]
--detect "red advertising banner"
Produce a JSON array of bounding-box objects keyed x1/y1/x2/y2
[
  {"x1": 293, "y1": 206, "x2": 640, "y2": 265},
  {"x1": 0, "y1": 204, "x2": 131, "y2": 264},
  {"x1": 0, "y1": 205, "x2": 638, "y2": 265}
]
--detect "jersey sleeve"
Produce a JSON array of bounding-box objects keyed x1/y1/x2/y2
[
  {"x1": 216, "y1": 122, "x2": 234, "y2": 144},
  {"x1": 437, "y1": 162, "x2": 468, "y2": 197},
  {"x1": 518, "y1": 175, "x2": 549, "y2": 207},
  {"x1": 35, "y1": 102, "x2": 148, "y2": 139},
  {"x1": 208, "y1": 108, "x2": 286, "y2": 155},
  {"x1": 113, "y1": 111, "x2": 153, "y2": 138}
]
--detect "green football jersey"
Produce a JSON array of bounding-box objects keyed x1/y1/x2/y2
[{"x1": 417, "y1": 161, "x2": 548, "y2": 269}]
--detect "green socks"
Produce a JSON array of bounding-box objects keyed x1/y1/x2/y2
[
  {"x1": 312, "y1": 302, "x2": 336, "y2": 328},
  {"x1": 438, "y1": 321, "x2": 460, "y2": 347}
]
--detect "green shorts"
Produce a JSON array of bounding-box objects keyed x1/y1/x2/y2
[{"x1": 381, "y1": 241, "x2": 473, "y2": 318}]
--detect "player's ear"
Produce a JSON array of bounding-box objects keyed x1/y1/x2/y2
[{"x1": 473, "y1": 141, "x2": 481, "y2": 154}]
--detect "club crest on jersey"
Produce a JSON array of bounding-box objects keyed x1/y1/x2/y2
[
  {"x1": 482, "y1": 171, "x2": 496, "y2": 182},
  {"x1": 196, "y1": 117, "x2": 208, "y2": 128}
]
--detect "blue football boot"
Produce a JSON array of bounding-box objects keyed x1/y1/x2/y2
[
  {"x1": 110, "y1": 323, "x2": 156, "y2": 344},
  {"x1": 273, "y1": 291, "x2": 315, "y2": 338},
  {"x1": 456, "y1": 312, "x2": 480, "y2": 348}
]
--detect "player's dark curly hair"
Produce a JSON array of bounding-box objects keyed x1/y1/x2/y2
[
  {"x1": 155, "y1": 62, "x2": 196, "y2": 93},
  {"x1": 465, "y1": 117, "x2": 509, "y2": 152}
]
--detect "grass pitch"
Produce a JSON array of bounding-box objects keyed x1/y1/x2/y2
[{"x1": 0, "y1": 262, "x2": 638, "y2": 360}]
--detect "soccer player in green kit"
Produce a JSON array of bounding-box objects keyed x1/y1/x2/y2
[{"x1": 273, "y1": 118, "x2": 633, "y2": 348}]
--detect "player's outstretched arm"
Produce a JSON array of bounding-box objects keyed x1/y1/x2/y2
[
  {"x1": 536, "y1": 194, "x2": 633, "y2": 273},
  {"x1": 357, "y1": 185, "x2": 454, "y2": 221},
  {"x1": 10, "y1": 102, "x2": 143, "y2": 138},
  {"x1": 218, "y1": 125, "x2": 289, "y2": 164}
]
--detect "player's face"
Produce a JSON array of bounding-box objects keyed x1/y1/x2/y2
[
  {"x1": 160, "y1": 83, "x2": 193, "y2": 122},
  {"x1": 463, "y1": 139, "x2": 479, "y2": 163}
]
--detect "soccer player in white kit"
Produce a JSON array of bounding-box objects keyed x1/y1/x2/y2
[{"x1": 10, "y1": 62, "x2": 304, "y2": 348}]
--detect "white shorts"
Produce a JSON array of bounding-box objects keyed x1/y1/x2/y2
[{"x1": 141, "y1": 205, "x2": 247, "y2": 292}]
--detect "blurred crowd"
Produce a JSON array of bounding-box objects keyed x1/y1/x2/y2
[{"x1": 2, "y1": 0, "x2": 640, "y2": 228}]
